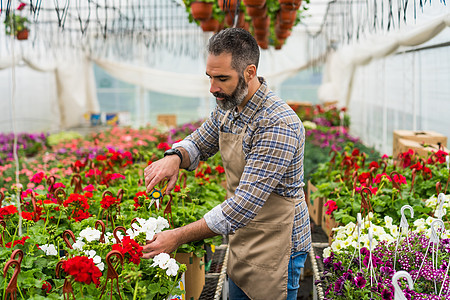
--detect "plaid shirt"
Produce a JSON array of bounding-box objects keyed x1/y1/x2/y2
[{"x1": 174, "y1": 78, "x2": 311, "y2": 253}]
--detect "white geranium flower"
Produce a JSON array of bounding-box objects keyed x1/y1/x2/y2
[
  {"x1": 155, "y1": 216, "x2": 170, "y2": 233},
  {"x1": 127, "y1": 217, "x2": 170, "y2": 242},
  {"x1": 152, "y1": 253, "x2": 171, "y2": 268},
  {"x1": 79, "y1": 227, "x2": 101, "y2": 242},
  {"x1": 384, "y1": 216, "x2": 393, "y2": 228},
  {"x1": 165, "y1": 258, "x2": 179, "y2": 276},
  {"x1": 72, "y1": 239, "x2": 85, "y2": 251},
  {"x1": 84, "y1": 249, "x2": 104, "y2": 271},
  {"x1": 40, "y1": 244, "x2": 58, "y2": 256}
]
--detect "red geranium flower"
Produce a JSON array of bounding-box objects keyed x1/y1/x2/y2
[
  {"x1": 42, "y1": 281, "x2": 51, "y2": 293},
  {"x1": 369, "y1": 161, "x2": 379, "y2": 169},
  {"x1": 62, "y1": 256, "x2": 102, "y2": 287},
  {"x1": 392, "y1": 173, "x2": 407, "y2": 185},
  {"x1": 174, "y1": 185, "x2": 181, "y2": 192},
  {"x1": 0, "y1": 205, "x2": 18, "y2": 219},
  {"x1": 215, "y1": 165, "x2": 225, "y2": 174},
  {"x1": 157, "y1": 142, "x2": 171, "y2": 151},
  {"x1": 112, "y1": 236, "x2": 143, "y2": 265},
  {"x1": 352, "y1": 149, "x2": 360, "y2": 156},
  {"x1": 101, "y1": 195, "x2": 121, "y2": 210},
  {"x1": 5, "y1": 236, "x2": 30, "y2": 248},
  {"x1": 133, "y1": 191, "x2": 148, "y2": 209},
  {"x1": 204, "y1": 166, "x2": 212, "y2": 174},
  {"x1": 96, "y1": 155, "x2": 107, "y2": 161},
  {"x1": 63, "y1": 193, "x2": 90, "y2": 222}
]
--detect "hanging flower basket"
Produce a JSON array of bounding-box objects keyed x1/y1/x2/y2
[
  {"x1": 16, "y1": 29, "x2": 29, "y2": 40},
  {"x1": 246, "y1": 5, "x2": 267, "y2": 18},
  {"x1": 278, "y1": 0, "x2": 302, "y2": 11},
  {"x1": 200, "y1": 18, "x2": 220, "y2": 32},
  {"x1": 190, "y1": 1, "x2": 214, "y2": 21},
  {"x1": 243, "y1": 0, "x2": 266, "y2": 8}
]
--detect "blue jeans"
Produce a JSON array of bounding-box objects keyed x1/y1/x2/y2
[{"x1": 228, "y1": 251, "x2": 308, "y2": 300}]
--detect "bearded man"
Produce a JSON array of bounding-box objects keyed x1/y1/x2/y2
[{"x1": 142, "y1": 27, "x2": 311, "y2": 300}]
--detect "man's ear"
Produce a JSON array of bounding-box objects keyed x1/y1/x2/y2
[{"x1": 245, "y1": 64, "x2": 257, "y2": 81}]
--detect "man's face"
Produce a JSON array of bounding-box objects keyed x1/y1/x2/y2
[{"x1": 206, "y1": 53, "x2": 248, "y2": 111}]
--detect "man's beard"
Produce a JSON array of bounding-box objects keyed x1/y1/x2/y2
[{"x1": 214, "y1": 76, "x2": 248, "y2": 111}]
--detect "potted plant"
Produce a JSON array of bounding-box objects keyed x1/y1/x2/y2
[{"x1": 4, "y1": 2, "x2": 30, "y2": 41}]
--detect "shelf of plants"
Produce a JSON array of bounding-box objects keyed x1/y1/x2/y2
[{"x1": 309, "y1": 136, "x2": 450, "y2": 299}]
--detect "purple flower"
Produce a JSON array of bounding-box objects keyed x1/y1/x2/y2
[
  {"x1": 380, "y1": 266, "x2": 395, "y2": 277},
  {"x1": 334, "y1": 277, "x2": 345, "y2": 295},
  {"x1": 381, "y1": 288, "x2": 393, "y2": 300},
  {"x1": 354, "y1": 274, "x2": 366, "y2": 288}
]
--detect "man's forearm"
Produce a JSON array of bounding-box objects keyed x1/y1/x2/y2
[{"x1": 173, "y1": 218, "x2": 218, "y2": 245}]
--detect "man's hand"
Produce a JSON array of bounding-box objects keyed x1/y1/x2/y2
[
  {"x1": 142, "y1": 219, "x2": 218, "y2": 259},
  {"x1": 142, "y1": 229, "x2": 180, "y2": 259},
  {"x1": 144, "y1": 155, "x2": 180, "y2": 194}
]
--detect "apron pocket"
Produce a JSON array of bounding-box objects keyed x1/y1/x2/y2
[{"x1": 233, "y1": 221, "x2": 289, "y2": 269}]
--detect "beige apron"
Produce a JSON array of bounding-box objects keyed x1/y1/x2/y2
[{"x1": 219, "y1": 99, "x2": 295, "y2": 300}]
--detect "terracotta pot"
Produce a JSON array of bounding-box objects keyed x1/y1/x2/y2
[
  {"x1": 276, "y1": 19, "x2": 294, "y2": 30},
  {"x1": 278, "y1": 0, "x2": 302, "y2": 10},
  {"x1": 225, "y1": 11, "x2": 245, "y2": 27},
  {"x1": 191, "y1": 2, "x2": 213, "y2": 21},
  {"x1": 275, "y1": 28, "x2": 291, "y2": 40},
  {"x1": 257, "y1": 38, "x2": 269, "y2": 49},
  {"x1": 200, "y1": 18, "x2": 220, "y2": 32},
  {"x1": 243, "y1": 0, "x2": 266, "y2": 8},
  {"x1": 16, "y1": 29, "x2": 29, "y2": 40},
  {"x1": 218, "y1": 0, "x2": 238, "y2": 12},
  {"x1": 252, "y1": 15, "x2": 270, "y2": 30},
  {"x1": 275, "y1": 38, "x2": 285, "y2": 50},
  {"x1": 246, "y1": 5, "x2": 267, "y2": 18},
  {"x1": 254, "y1": 28, "x2": 268, "y2": 40},
  {"x1": 278, "y1": 9, "x2": 297, "y2": 24}
]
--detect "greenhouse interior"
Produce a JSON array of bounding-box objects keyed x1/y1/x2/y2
[{"x1": 1, "y1": 0, "x2": 450, "y2": 299}]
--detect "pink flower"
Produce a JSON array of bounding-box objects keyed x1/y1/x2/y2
[
  {"x1": 31, "y1": 171, "x2": 45, "y2": 184},
  {"x1": 83, "y1": 184, "x2": 95, "y2": 192},
  {"x1": 324, "y1": 200, "x2": 338, "y2": 215}
]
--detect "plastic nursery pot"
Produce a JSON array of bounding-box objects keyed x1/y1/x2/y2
[
  {"x1": 200, "y1": 18, "x2": 220, "y2": 32},
  {"x1": 190, "y1": 1, "x2": 213, "y2": 21}
]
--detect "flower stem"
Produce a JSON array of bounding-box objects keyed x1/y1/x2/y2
[{"x1": 133, "y1": 280, "x2": 139, "y2": 300}]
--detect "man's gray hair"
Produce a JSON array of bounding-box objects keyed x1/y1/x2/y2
[{"x1": 207, "y1": 28, "x2": 260, "y2": 75}]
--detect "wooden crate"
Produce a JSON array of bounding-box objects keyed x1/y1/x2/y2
[
  {"x1": 174, "y1": 252, "x2": 205, "y2": 300},
  {"x1": 393, "y1": 130, "x2": 447, "y2": 158},
  {"x1": 157, "y1": 114, "x2": 177, "y2": 128},
  {"x1": 307, "y1": 181, "x2": 323, "y2": 226},
  {"x1": 321, "y1": 213, "x2": 337, "y2": 245},
  {"x1": 396, "y1": 138, "x2": 449, "y2": 158}
]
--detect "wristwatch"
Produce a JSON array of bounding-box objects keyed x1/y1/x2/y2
[{"x1": 164, "y1": 148, "x2": 183, "y2": 164}]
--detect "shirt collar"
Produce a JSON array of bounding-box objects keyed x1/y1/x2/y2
[{"x1": 232, "y1": 77, "x2": 267, "y2": 123}]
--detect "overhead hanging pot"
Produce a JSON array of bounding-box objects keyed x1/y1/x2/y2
[{"x1": 190, "y1": 1, "x2": 214, "y2": 21}]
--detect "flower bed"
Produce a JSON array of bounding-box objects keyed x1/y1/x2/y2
[{"x1": 0, "y1": 123, "x2": 226, "y2": 299}]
